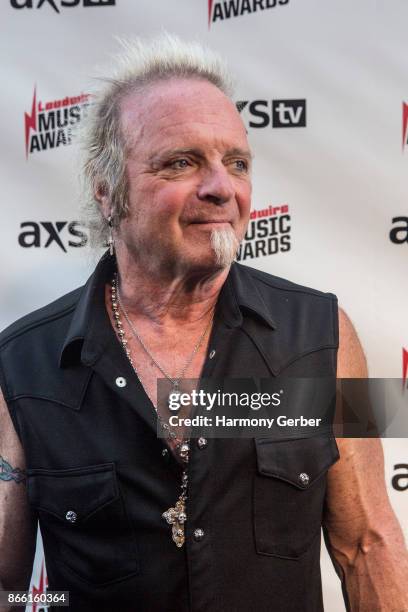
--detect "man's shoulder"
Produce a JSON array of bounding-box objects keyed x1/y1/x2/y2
[
  {"x1": 0, "y1": 287, "x2": 82, "y2": 351},
  {"x1": 234, "y1": 262, "x2": 337, "y2": 302},
  {"x1": 231, "y1": 263, "x2": 339, "y2": 363}
]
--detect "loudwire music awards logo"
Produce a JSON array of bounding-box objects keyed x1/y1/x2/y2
[
  {"x1": 237, "y1": 99, "x2": 306, "y2": 128},
  {"x1": 403, "y1": 347, "x2": 408, "y2": 393},
  {"x1": 236, "y1": 203, "x2": 291, "y2": 261},
  {"x1": 11, "y1": 0, "x2": 115, "y2": 12},
  {"x1": 18, "y1": 221, "x2": 88, "y2": 252},
  {"x1": 24, "y1": 86, "x2": 91, "y2": 158},
  {"x1": 30, "y1": 560, "x2": 48, "y2": 612},
  {"x1": 390, "y1": 348, "x2": 408, "y2": 492},
  {"x1": 208, "y1": 0, "x2": 289, "y2": 27},
  {"x1": 402, "y1": 102, "x2": 408, "y2": 150}
]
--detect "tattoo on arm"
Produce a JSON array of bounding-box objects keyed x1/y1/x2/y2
[{"x1": 0, "y1": 455, "x2": 26, "y2": 483}]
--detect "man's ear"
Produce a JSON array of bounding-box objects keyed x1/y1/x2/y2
[{"x1": 94, "y1": 182, "x2": 111, "y2": 220}]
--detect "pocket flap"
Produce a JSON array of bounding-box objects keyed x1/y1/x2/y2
[
  {"x1": 255, "y1": 436, "x2": 339, "y2": 489},
  {"x1": 27, "y1": 463, "x2": 118, "y2": 523}
]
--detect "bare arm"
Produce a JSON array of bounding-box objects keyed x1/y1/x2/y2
[
  {"x1": 323, "y1": 308, "x2": 408, "y2": 611},
  {"x1": 0, "y1": 388, "x2": 37, "y2": 601}
]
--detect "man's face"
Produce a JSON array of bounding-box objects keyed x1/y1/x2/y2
[{"x1": 116, "y1": 78, "x2": 252, "y2": 275}]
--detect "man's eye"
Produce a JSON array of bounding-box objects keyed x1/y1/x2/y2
[
  {"x1": 170, "y1": 159, "x2": 190, "y2": 169},
  {"x1": 234, "y1": 159, "x2": 248, "y2": 171}
]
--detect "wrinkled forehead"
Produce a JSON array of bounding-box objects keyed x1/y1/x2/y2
[{"x1": 119, "y1": 78, "x2": 248, "y2": 152}]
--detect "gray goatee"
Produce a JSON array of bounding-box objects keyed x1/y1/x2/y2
[{"x1": 210, "y1": 226, "x2": 240, "y2": 268}]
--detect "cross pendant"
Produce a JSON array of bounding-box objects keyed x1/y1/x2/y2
[{"x1": 162, "y1": 498, "x2": 187, "y2": 548}]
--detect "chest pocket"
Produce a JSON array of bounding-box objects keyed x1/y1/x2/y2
[
  {"x1": 253, "y1": 435, "x2": 339, "y2": 559},
  {"x1": 27, "y1": 463, "x2": 139, "y2": 586}
]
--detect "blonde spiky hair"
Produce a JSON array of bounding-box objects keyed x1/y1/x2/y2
[{"x1": 81, "y1": 33, "x2": 234, "y2": 247}]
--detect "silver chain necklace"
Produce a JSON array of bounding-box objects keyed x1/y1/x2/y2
[
  {"x1": 115, "y1": 272, "x2": 213, "y2": 403},
  {"x1": 110, "y1": 274, "x2": 213, "y2": 548}
]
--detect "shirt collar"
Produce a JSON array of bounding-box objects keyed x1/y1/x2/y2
[
  {"x1": 221, "y1": 262, "x2": 277, "y2": 330},
  {"x1": 59, "y1": 252, "x2": 115, "y2": 367},
  {"x1": 59, "y1": 256, "x2": 277, "y2": 368}
]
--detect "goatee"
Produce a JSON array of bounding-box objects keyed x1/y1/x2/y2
[{"x1": 210, "y1": 226, "x2": 240, "y2": 268}]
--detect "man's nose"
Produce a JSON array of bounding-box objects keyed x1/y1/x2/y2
[{"x1": 196, "y1": 165, "x2": 235, "y2": 205}]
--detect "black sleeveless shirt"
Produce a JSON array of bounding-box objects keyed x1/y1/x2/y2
[{"x1": 0, "y1": 254, "x2": 341, "y2": 612}]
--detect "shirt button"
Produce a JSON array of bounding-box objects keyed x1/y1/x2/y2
[
  {"x1": 298, "y1": 472, "x2": 310, "y2": 487},
  {"x1": 65, "y1": 510, "x2": 77, "y2": 523},
  {"x1": 197, "y1": 437, "x2": 208, "y2": 450},
  {"x1": 209, "y1": 349, "x2": 216, "y2": 360},
  {"x1": 193, "y1": 528, "x2": 205, "y2": 542},
  {"x1": 116, "y1": 376, "x2": 127, "y2": 388}
]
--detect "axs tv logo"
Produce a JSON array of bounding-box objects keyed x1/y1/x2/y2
[
  {"x1": 18, "y1": 221, "x2": 88, "y2": 252},
  {"x1": 10, "y1": 0, "x2": 115, "y2": 10},
  {"x1": 237, "y1": 99, "x2": 307, "y2": 128},
  {"x1": 392, "y1": 464, "x2": 408, "y2": 491}
]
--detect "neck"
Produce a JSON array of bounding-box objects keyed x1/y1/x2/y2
[{"x1": 114, "y1": 248, "x2": 230, "y2": 327}]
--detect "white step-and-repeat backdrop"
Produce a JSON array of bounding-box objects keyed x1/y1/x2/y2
[{"x1": 1, "y1": 1, "x2": 407, "y2": 610}]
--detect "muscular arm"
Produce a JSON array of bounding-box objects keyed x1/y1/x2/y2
[
  {"x1": 0, "y1": 388, "x2": 37, "y2": 596},
  {"x1": 323, "y1": 308, "x2": 408, "y2": 611}
]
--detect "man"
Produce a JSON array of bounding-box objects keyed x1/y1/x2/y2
[{"x1": 0, "y1": 34, "x2": 407, "y2": 611}]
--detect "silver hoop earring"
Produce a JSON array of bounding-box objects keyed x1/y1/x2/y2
[{"x1": 107, "y1": 215, "x2": 114, "y2": 256}]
